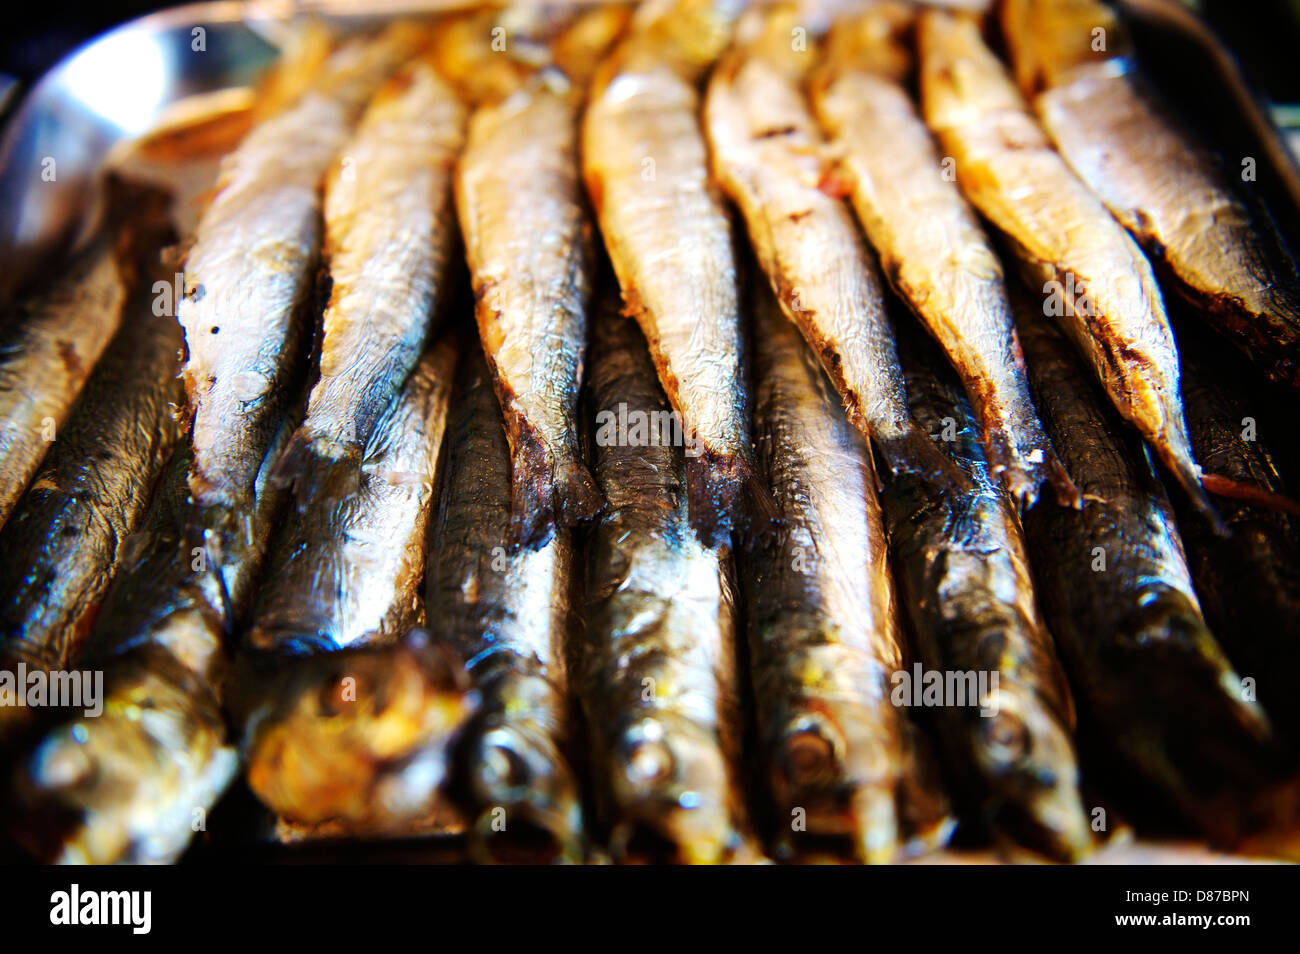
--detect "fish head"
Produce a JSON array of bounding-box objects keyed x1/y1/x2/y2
[
  {"x1": 607, "y1": 711, "x2": 738, "y2": 864},
  {"x1": 11, "y1": 653, "x2": 236, "y2": 864},
  {"x1": 241, "y1": 633, "x2": 476, "y2": 829}
]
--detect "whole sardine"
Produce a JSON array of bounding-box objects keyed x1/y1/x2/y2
[
  {"x1": 743, "y1": 281, "x2": 950, "y2": 864},
  {"x1": 179, "y1": 24, "x2": 424, "y2": 515},
  {"x1": 882, "y1": 317, "x2": 1090, "y2": 862},
  {"x1": 424, "y1": 340, "x2": 583, "y2": 863},
  {"x1": 579, "y1": 296, "x2": 756, "y2": 864},
  {"x1": 918, "y1": 9, "x2": 1218, "y2": 527},
  {"x1": 808, "y1": 3, "x2": 1074, "y2": 508},
  {"x1": 0, "y1": 185, "x2": 182, "y2": 680},
  {"x1": 272, "y1": 59, "x2": 466, "y2": 504},
  {"x1": 1017, "y1": 307, "x2": 1296, "y2": 848},
  {"x1": 582, "y1": 0, "x2": 754, "y2": 547},
  {"x1": 249, "y1": 339, "x2": 456, "y2": 654},
  {"x1": 1002, "y1": 0, "x2": 1300, "y2": 390},
  {"x1": 705, "y1": 4, "x2": 967, "y2": 497}
]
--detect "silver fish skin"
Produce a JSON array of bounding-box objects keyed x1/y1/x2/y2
[
  {"x1": 273, "y1": 59, "x2": 466, "y2": 505},
  {"x1": 579, "y1": 296, "x2": 758, "y2": 864},
  {"x1": 743, "y1": 281, "x2": 952, "y2": 864},
  {"x1": 917, "y1": 9, "x2": 1219, "y2": 529},
  {"x1": 457, "y1": 75, "x2": 601, "y2": 548},
  {"x1": 424, "y1": 340, "x2": 583, "y2": 863},
  {"x1": 179, "y1": 25, "x2": 423, "y2": 514},
  {"x1": 248, "y1": 338, "x2": 456, "y2": 655}
]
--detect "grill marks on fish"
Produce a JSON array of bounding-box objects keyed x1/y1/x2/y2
[
  {"x1": 917, "y1": 9, "x2": 1218, "y2": 529},
  {"x1": 578, "y1": 299, "x2": 757, "y2": 864},
  {"x1": 582, "y1": 0, "x2": 754, "y2": 548},
  {"x1": 1002, "y1": 0, "x2": 1300, "y2": 390},
  {"x1": 0, "y1": 187, "x2": 184, "y2": 685},
  {"x1": 705, "y1": 7, "x2": 967, "y2": 501},
  {"x1": 457, "y1": 78, "x2": 601, "y2": 548},
  {"x1": 743, "y1": 283, "x2": 951, "y2": 863},
  {"x1": 424, "y1": 341, "x2": 583, "y2": 863},
  {"x1": 272, "y1": 60, "x2": 465, "y2": 507},
  {"x1": 0, "y1": 238, "x2": 125, "y2": 531},
  {"x1": 882, "y1": 318, "x2": 1090, "y2": 862},
  {"x1": 808, "y1": 5, "x2": 1074, "y2": 510},
  {"x1": 179, "y1": 26, "x2": 423, "y2": 515},
  {"x1": 1017, "y1": 312, "x2": 1297, "y2": 849},
  {"x1": 248, "y1": 339, "x2": 455, "y2": 655}
]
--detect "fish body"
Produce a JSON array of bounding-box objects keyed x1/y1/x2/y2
[
  {"x1": 249, "y1": 340, "x2": 456, "y2": 655},
  {"x1": 705, "y1": 5, "x2": 965, "y2": 496},
  {"x1": 273, "y1": 60, "x2": 466, "y2": 504},
  {"x1": 423, "y1": 342, "x2": 583, "y2": 863},
  {"x1": 457, "y1": 77, "x2": 600, "y2": 547},
  {"x1": 579, "y1": 299, "x2": 755, "y2": 864},
  {"x1": 1002, "y1": 0, "x2": 1300, "y2": 390},
  {"x1": 582, "y1": 0, "x2": 753, "y2": 547},
  {"x1": 918, "y1": 10, "x2": 1215, "y2": 525},
  {"x1": 882, "y1": 319, "x2": 1090, "y2": 861},
  {"x1": 743, "y1": 284, "x2": 950, "y2": 863},
  {"x1": 808, "y1": 4, "x2": 1073, "y2": 508},
  {"x1": 1017, "y1": 311, "x2": 1295, "y2": 847}
]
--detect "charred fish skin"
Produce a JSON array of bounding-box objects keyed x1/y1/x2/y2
[
  {"x1": 582, "y1": 0, "x2": 754, "y2": 548},
  {"x1": 248, "y1": 339, "x2": 456, "y2": 656},
  {"x1": 179, "y1": 26, "x2": 422, "y2": 516},
  {"x1": 1017, "y1": 309, "x2": 1294, "y2": 847},
  {"x1": 457, "y1": 74, "x2": 602, "y2": 548},
  {"x1": 705, "y1": 4, "x2": 967, "y2": 499},
  {"x1": 807, "y1": 4, "x2": 1074, "y2": 509},
  {"x1": 1002, "y1": 0, "x2": 1300, "y2": 390},
  {"x1": 580, "y1": 297, "x2": 755, "y2": 865},
  {"x1": 423, "y1": 339, "x2": 584, "y2": 864},
  {"x1": 743, "y1": 280, "x2": 950, "y2": 864},
  {"x1": 0, "y1": 237, "x2": 125, "y2": 531},
  {"x1": 917, "y1": 9, "x2": 1218, "y2": 528},
  {"x1": 1171, "y1": 318, "x2": 1300, "y2": 747},
  {"x1": 273, "y1": 59, "x2": 466, "y2": 506},
  {"x1": 0, "y1": 187, "x2": 182, "y2": 679},
  {"x1": 883, "y1": 317, "x2": 1091, "y2": 862}
]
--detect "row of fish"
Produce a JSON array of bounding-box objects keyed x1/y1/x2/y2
[{"x1": 0, "y1": 0, "x2": 1298, "y2": 863}]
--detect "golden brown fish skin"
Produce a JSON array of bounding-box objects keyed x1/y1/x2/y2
[
  {"x1": 743, "y1": 283, "x2": 951, "y2": 864},
  {"x1": 0, "y1": 187, "x2": 183, "y2": 683},
  {"x1": 179, "y1": 25, "x2": 423, "y2": 515},
  {"x1": 0, "y1": 238, "x2": 125, "y2": 531},
  {"x1": 882, "y1": 318, "x2": 1091, "y2": 862},
  {"x1": 705, "y1": 5, "x2": 967, "y2": 499},
  {"x1": 457, "y1": 77, "x2": 601, "y2": 548},
  {"x1": 1017, "y1": 309, "x2": 1299, "y2": 850},
  {"x1": 424, "y1": 342, "x2": 583, "y2": 864},
  {"x1": 579, "y1": 297, "x2": 757, "y2": 865},
  {"x1": 272, "y1": 61, "x2": 466, "y2": 506},
  {"x1": 234, "y1": 632, "x2": 475, "y2": 832},
  {"x1": 248, "y1": 340, "x2": 456, "y2": 655},
  {"x1": 582, "y1": 0, "x2": 754, "y2": 548},
  {"x1": 807, "y1": 4, "x2": 1075, "y2": 509},
  {"x1": 917, "y1": 9, "x2": 1219, "y2": 528},
  {"x1": 1002, "y1": 0, "x2": 1300, "y2": 390}
]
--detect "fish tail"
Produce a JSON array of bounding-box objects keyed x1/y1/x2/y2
[
  {"x1": 1161, "y1": 448, "x2": 1228, "y2": 536},
  {"x1": 554, "y1": 454, "x2": 605, "y2": 526},
  {"x1": 1202, "y1": 472, "x2": 1300, "y2": 517},
  {"x1": 270, "y1": 428, "x2": 363, "y2": 506},
  {"x1": 684, "y1": 448, "x2": 747, "y2": 549},
  {"x1": 506, "y1": 425, "x2": 603, "y2": 549},
  {"x1": 1043, "y1": 453, "x2": 1083, "y2": 509},
  {"x1": 875, "y1": 424, "x2": 972, "y2": 496}
]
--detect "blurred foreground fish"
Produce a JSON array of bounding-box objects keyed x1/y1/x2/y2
[
  {"x1": 1002, "y1": 0, "x2": 1300, "y2": 390},
  {"x1": 743, "y1": 284, "x2": 951, "y2": 863},
  {"x1": 1018, "y1": 309, "x2": 1300, "y2": 853},
  {"x1": 582, "y1": 0, "x2": 755, "y2": 547},
  {"x1": 272, "y1": 57, "x2": 466, "y2": 504},
  {"x1": 705, "y1": 4, "x2": 966, "y2": 497},
  {"x1": 424, "y1": 340, "x2": 583, "y2": 863},
  {"x1": 578, "y1": 297, "x2": 759, "y2": 864},
  {"x1": 883, "y1": 319, "x2": 1090, "y2": 862},
  {"x1": 918, "y1": 9, "x2": 1219, "y2": 528},
  {"x1": 809, "y1": 3, "x2": 1073, "y2": 508}
]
